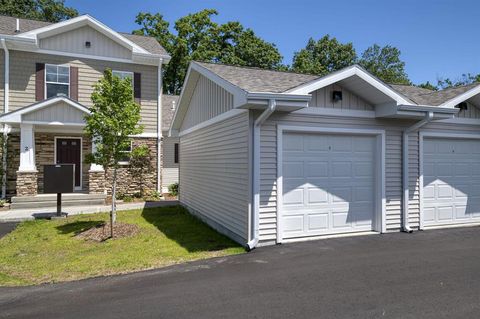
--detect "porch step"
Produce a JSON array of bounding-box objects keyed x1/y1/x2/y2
[{"x1": 10, "y1": 193, "x2": 106, "y2": 210}]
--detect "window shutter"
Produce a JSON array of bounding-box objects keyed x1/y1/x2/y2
[
  {"x1": 70, "y1": 66, "x2": 79, "y2": 101},
  {"x1": 35, "y1": 63, "x2": 45, "y2": 101},
  {"x1": 174, "y1": 143, "x2": 179, "y2": 164},
  {"x1": 134, "y1": 72, "x2": 141, "y2": 104}
]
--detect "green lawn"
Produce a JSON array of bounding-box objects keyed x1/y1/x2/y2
[{"x1": 0, "y1": 206, "x2": 244, "y2": 286}]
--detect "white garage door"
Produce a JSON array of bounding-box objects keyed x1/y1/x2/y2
[
  {"x1": 423, "y1": 138, "x2": 480, "y2": 227},
  {"x1": 281, "y1": 132, "x2": 376, "y2": 239}
]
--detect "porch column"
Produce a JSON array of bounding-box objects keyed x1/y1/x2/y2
[
  {"x1": 88, "y1": 139, "x2": 106, "y2": 194},
  {"x1": 16, "y1": 124, "x2": 37, "y2": 196}
]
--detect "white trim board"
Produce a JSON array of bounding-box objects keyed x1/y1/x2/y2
[
  {"x1": 418, "y1": 131, "x2": 480, "y2": 230},
  {"x1": 275, "y1": 125, "x2": 387, "y2": 244},
  {"x1": 178, "y1": 109, "x2": 246, "y2": 137},
  {"x1": 54, "y1": 136, "x2": 83, "y2": 191}
]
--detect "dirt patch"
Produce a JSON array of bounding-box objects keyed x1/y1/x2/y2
[
  {"x1": 76, "y1": 222, "x2": 140, "y2": 242},
  {"x1": 162, "y1": 193, "x2": 178, "y2": 201}
]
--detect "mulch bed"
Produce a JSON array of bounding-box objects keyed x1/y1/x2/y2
[
  {"x1": 162, "y1": 193, "x2": 178, "y2": 201},
  {"x1": 76, "y1": 222, "x2": 140, "y2": 242}
]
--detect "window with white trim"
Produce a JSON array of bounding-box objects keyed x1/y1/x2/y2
[
  {"x1": 118, "y1": 140, "x2": 133, "y2": 165},
  {"x1": 45, "y1": 64, "x2": 70, "y2": 98},
  {"x1": 112, "y1": 70, "x2": 133, "y2": 84}
]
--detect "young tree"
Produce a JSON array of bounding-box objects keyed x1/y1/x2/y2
[
  {"x1": 292, "y1": 36, "x2": 357, "y2": 76},
  {"x1": 133, "y1": 9, "x2": 283, "y2": 94},
  {"x1": 84, "y1": 69, "x2": 143, "y2": 237},
  {"x1": 358, "y1": 44, "x2": 410, "y2": 84},
  {"x1": 0, "y1": 0, "x2": 78, "y2": 23}
]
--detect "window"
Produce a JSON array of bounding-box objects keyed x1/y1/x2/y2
[
  {"x1": 119, "y1": 140, "x2": 133, "y2": 165},
  {"x1": 45, "y1": 64, "x2": 70, "y2": 98},
  {"x1": 112, "y1": 70, "x2": 133, "y2": 84},
  {"x1": 174, "y1": 143, "x2": 179, "y2": 164}
]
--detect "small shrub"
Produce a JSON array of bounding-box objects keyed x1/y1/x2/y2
[
  {"x1": 122, "y1": 195, "x2": 133, "y2": 203},
  {"x1": 0, "y1": 199, "x2": 5, "y2": 207},
  {"x1": 168, "y1": 183, "x2": 179, "y2": 197}
]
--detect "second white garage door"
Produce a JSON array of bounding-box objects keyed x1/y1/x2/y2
[
  {"x1": 281, "y1": 132, "x2": 376, "y2": 239},
  {"x1": 423, "y1": 137, "x2": 480, "y2": 227}
]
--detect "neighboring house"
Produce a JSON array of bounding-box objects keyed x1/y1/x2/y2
[
  {"x1": 171, "y1": 61, "x2": 480, "y2": 248},
  {"x1": 0, "y1": 15, "x2": 179, "y2": 205}
]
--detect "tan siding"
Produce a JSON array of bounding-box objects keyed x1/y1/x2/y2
[
  {"x1": 258, "y1": 113, "x2": 420, "y2": 243},
  {"x1": 179, "y1": 111, "x2": 250, "y2": 243},
  {"x1": 180, "y1": 75, "x2": 234, "y2": 131},
  {"x1": 23, "y1": 101, "x2": 85, "y2": 123},
  {"x1": 39, "y1": 25, "x2": 132, "y2": 60},
  {"x1": 9, "y1": 50, "x2": 158, "y2": 132},
  {"x1": 0, "y1": 50, "x2": 4, "y2": 113},
  {"x1": 309, "y1": 84, "x2": 374, "y2": 110},
  {"x1": 161, "y1": 136, "x2": 179, "y2": 190}
]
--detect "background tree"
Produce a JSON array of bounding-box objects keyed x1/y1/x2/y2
[
  {"x1": 416, "y1": 81, "x2": 438, "y2": 91},
  {"x1": 85, "y1": 69, "x2": 143, "y2": 237},
  {"x1": 358, "y1": 44, "x2": 410, "y2": 84},
  {"x1": 0, "y1": 0, "x2": 78, "y2": 22},
  {"x1": 292, "y1": 36, "x2": 357, "y2": 75},
  {"x1": 134, "y1": 9, "x2": 283, "y2": 94}
]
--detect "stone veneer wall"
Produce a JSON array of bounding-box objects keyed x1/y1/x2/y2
[
  {"x1": 6, "y1": 134, "x2": 20, "y2": 198},
  {"x1": 105, "y1": 137, "x2": 158, "y2": 197},
  {"x1": 16, "y1": 171, "x2": 37, "y2": 196}
]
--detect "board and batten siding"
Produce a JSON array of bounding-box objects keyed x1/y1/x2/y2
[
  {"x1": 39, "y1": 25, "x2": 132, "y2": 60},
  {"x1": 457, "y1": 102, "x2": 480, "y2": 119},
  {"x1": 23, "y1": 100, "x2": 85, "y2": 123},
  {"x1": 258, "y1": 112, "x2": 423, "y2": 243},
  {"x1": 309, "y1": 84, "x2": 374, "y2": 110},
  {"x1": 180, "y1": 75, "x2": 234, "y2": 131},
  {"x1": 161, "y1": 136, "x2": 179, "y2": 190},
  {"x1": 7, "y1": 50, "x2": 158, "y2": 132},
  {"x1": 179, "y1": 110, "x2": 250, "y2": 243}
]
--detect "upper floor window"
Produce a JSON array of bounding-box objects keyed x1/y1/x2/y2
[
  {"x1": 112, "y1": 70, "x2": 133, "y2": 84},
  {"x1": 45, "y1": 64, "x2": 70, "y2": 98}
]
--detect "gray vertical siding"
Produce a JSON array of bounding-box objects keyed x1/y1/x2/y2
[
  {"x1": 161, "y1": 135, "x2": 179, "y2": 190},
  {"x1": 23, "y1": 100, "x2": 85, "y2": 123},
  {"x1": 309, "y1": 84, "x2": 374, "y2": 110},
  {"x1": 457, "y1": 102, "x2": 480, "y2": 119},
  {"x1": 39, "y1": 25, "x2": 132, "y2": 60},
  {"x1": 180, "y1": 75, "x2": 234, "y2": 131},
  {"x1": 179, "y1": 110, "x2": 250, "y2": 243}
]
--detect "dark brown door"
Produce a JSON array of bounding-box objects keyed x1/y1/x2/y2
[{"x1": 56, "y1": 138, "x2": 81, "y2": 188}]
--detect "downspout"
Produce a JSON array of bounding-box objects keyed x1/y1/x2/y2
[
  {"x1": 402, "y1": 111, "x2": 433, "y2": 232},
  {"x1": 247, "y1": 99, "x2": 276, "y2": 251},
  {"x1": 156, "y1": 58, "x2": 163, "y2": 194},
  {"x1": 1, "y1": 39, "x2": 9, "y2": 199}
]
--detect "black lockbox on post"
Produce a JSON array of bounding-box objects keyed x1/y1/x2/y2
[{"x1": 43, "y1": 164, "x2": 75, "y2": 216}]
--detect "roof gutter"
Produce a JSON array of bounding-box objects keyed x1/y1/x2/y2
[
  {"x1": 247, "y1": 99, "x2": 277, "y2": 250},
  {"x1": 402, "y1": 111, "x2": 434, "y2": 233}
]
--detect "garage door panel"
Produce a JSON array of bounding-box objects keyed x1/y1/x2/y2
[
  {"x1": 423, "y1": 138, "x2": 480, "y2": 227},
  {"x1": 281, "y1": 132, "x2": 376, "y2": 239}
]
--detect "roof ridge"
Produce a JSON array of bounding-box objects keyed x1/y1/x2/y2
[{"x1": 0, "y1": 14, "x2": 53, "y2": 24}]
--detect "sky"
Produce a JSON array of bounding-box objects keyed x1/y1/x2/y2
[{"x1": 66, "y1": 0, "x2": 480, "y2": 85}]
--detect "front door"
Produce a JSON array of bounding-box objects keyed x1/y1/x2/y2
[{"x1": 56, "y1": 138, "x2": 81, "y2": 188}]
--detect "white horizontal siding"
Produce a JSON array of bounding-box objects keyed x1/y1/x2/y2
[
  {"x1": 180, "y1": 75, "x2": 234, "y2": 131},
  {"x1": 179, "y1": 111, "x2": 250, "y2": 243},
  {"x1": 162, "y1": 136, "x2": 179, "y2": 190}
]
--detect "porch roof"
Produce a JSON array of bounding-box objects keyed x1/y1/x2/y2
[{"x1": 0, "y1": 96, "x2": 90, "y2": 126}]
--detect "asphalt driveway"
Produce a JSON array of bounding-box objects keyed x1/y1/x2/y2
[
  {"x1": 0, "y1": 223, "x2": 17, "y2": 239},
  {"x1": 1, "y1": 227, "x2": 480, "y2": 319}
]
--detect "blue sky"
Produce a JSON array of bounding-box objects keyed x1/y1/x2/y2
[{"x1": 66, "y1": 0, "x2": 479, "y2": 85}]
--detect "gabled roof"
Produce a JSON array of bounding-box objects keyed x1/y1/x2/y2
[
  {"x1": 0, "y1": 14, "x2": 168, "y2": 57},
  {"x1": 389, "y1": 83, "x2": 480, "y2": 106},
  {"x1": 196, "y1": 62, "x2": 319, "y2": 93},
  {"x1": 0, "y1": 96, "x2": 90, "y2": 124},
  {"x1": 162, "y1": 95, "x2": 179, "y2": 131}
]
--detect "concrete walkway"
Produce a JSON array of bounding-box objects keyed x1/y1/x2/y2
[{"x1": 0, "y1": 200, "x2": 179, "y2": 222}]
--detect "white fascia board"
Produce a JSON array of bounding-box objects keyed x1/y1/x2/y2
[
  {"x1": 439, "y1": 84, "x2": 480, "y2": 108},
  {"x1": 398, "y1": 104, "x2": 458, "y2": 114},
  {"x1": 0, "y1": 97, "x2": 90, "y2": 124},
  {"x1": 376, "y1": 103, "x2": 458, "y2": 118},
  {"x1": 20, "y1": 15, "x2": 149, "y2": 55},
  {"x1": 285, "y1": 65, "x2": 412, "y2": 105}
]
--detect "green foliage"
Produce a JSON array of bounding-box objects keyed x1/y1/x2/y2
[
  {"x1": 0, "y1": 0, "x2": 78, "y2": 23},
  {"x1": 0, "y1": 199, "x2": 5, "y2": 207},
  {"x1": 168, "y1": 183, "x2": 178, "y2": 197},
  {"x1": 358, "y1": 44, "x2": 410, "y2": 84},
  {"x1": 292, "y1": 36, "x2": 357, "y2": 76},
  {"x1": 417, "y1": 73, "x2": 480, "y2": 91},
  {"x1": 416, "y1": 81, "x2": 438, "y2": 91},
  {"x1": 134, "y1": 9, "x2": 283, "y2": 94},
  {"x1": 84, "y1": 69, "x2": 143, "y2": 171}
]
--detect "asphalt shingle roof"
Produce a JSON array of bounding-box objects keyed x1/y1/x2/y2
[
  {"x1": 162, "y1": 95, "x2": 179, "y2": 131},
  {"x1": 196, "y1": 62, "x2": 320, "y2": 93},
  {"x1": 390, "y1": 83, "x2": 480, "y2": 106},
  {"x1": 0, "y1": 15, "x2": 167, "y2": 56}
]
